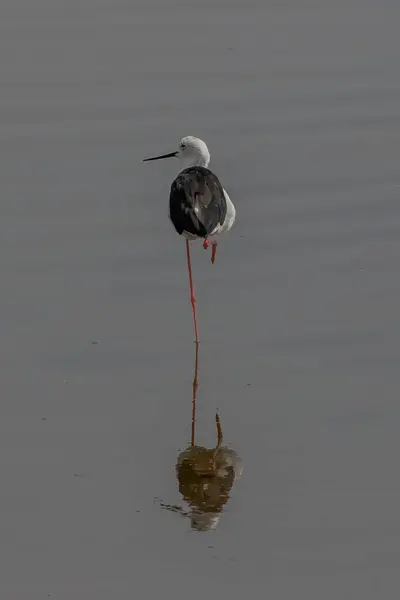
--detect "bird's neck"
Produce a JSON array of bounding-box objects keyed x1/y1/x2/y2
[{"x1": 179, "y1": 155, "x2": 210, "y2": 170}]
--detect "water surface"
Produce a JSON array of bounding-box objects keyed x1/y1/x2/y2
[{"x1": 1, "y1": 1, "x2": 400, "y2": 597}]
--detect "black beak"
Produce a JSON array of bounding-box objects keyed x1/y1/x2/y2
[{"x1": 143, "y1": 151, "x2": 177, "y2": 162}]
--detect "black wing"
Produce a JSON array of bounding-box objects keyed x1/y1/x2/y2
[{"x1": 169, "y1": 166, "x2": 227, "y2": 237}]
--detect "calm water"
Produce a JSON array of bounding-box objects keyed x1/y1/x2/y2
[{"x1": 1, "y1": 0, "x2": 400, "y2": 597}]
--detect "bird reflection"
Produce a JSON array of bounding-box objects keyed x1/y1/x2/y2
[{"x1": 161, "y1": 342, "x2": 242, "y2": 532}]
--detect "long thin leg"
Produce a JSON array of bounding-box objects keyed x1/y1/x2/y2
[
  {"x1": 215, "y1": 412, "x2": 223, "y2": 448},
  {"x1": 203, "y1": 238, "x2": 217, "y2": 264},
  {"x1": 191, "y1": 341, "x2": 199, "y2": 447},
  {"x1": 185, "y1": 239, "x2": 199, "y2": 344},
  {"x1": 211, "y1": 242, "x2": 217, "y2": 264},
  {"x1": 212, "y1": 411, "x2": 223, "y2": 472}
]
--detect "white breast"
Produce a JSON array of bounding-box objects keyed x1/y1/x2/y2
[{"x1": 211, "y1": 189, "x2": 236, "y2": 236}]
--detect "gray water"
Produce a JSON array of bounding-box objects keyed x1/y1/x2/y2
[{"x1": 1, "y1": 0, "x2": 400, "y2": 597}]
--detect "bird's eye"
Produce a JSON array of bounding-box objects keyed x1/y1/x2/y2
[{"x1": 180, "y1": 142, "x2": 186, "y2": 149}]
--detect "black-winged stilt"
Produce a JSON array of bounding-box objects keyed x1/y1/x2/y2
[{"x1": 143, "y1": 136, "x2": 236, "y2": 343}]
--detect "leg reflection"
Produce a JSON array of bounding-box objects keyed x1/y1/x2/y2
[{"x1": 159, "y1": 338, "x2": 243, "y2": 532}]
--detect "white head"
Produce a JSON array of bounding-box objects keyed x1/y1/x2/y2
[
  {"x1": 143, "y1": 136, "x2": 210, "y2": 169},
  {"x1": 176, "y1": 136, "x2": 210, "y2": 169}
]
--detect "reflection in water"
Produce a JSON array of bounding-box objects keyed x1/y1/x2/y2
[
  {"x1": 161, "y1": 342, "x2": 242, "y2": 531},
  {"x1": 176, "y1": 412, "x2": 243, "y2": 531}
]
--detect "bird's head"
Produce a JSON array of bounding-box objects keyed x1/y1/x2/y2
[{"x1": 143, "y1": 136, "x2": 210, "y2": 169}]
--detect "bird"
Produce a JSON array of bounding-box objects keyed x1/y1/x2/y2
[{"x1": 143, "y1": 136, "x2": 236, "y2": 344}]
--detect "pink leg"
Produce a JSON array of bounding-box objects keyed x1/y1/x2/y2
[
  {"x1": 203, "y1": 238, "x2": 210, "y2": 250},
  {"x1": 191, "y1": 340, "x2": 199, "y2": 447},
  {"x1": 211, "y1": 241, "x2": 217, "y2": 264},
  {"x1": 185, "y1": 240, "x2": 199, "y2": 344}
]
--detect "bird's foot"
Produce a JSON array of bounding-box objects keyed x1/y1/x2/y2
[
  {"x1": 203, "y1": 238, "x2": 217, "y2": 263},
  {"x1": 211, "y1": 242, "x2": 217, "y2": 264}
]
